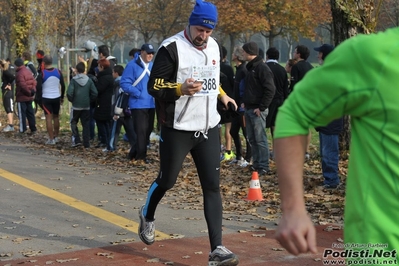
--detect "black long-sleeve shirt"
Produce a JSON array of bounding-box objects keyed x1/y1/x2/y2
[
  {"x1": 266, "y1": 61, "x2": 289, "y2": 100},
  {"x1": 289, "y1": 59, "x2": 313, "y2": 93}
]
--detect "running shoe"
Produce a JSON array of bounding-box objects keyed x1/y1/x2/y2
[
  {"x1": 208, "y1": 245, "x2": 239, "y2": 266},
  {"x1": 221, "y1": 152, "x2": 236, "y2": 161},
  {"x1": 2, "y1": 125, "x2": 14, "y2": 132},
  {"x1": 45, "y1": 139, "x2": 56, "y2": 145},
  {"x1": 138, "y1": 205, "x2": 155, "y2": 245}
]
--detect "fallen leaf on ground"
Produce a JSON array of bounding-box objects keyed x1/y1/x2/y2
[
  {"x1": 56, "y1": 258, "x2": 79, "y2": 263},
  {"x1": 22, "y1": 250, "x2": 42, "y2": 257},
  {"x1": 170, "y1": 234, "x2": 185, "y2": 239},
  {"x1": 147, "y1": 258, "x2": 160, "y2": 262},
  {"x1": 97, "y1": 252, "x2": 114, "y2": 259}
]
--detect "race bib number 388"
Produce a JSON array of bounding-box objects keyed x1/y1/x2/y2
[{"x1": 192, "y1": 65, "x2": 218, "y2": 96}]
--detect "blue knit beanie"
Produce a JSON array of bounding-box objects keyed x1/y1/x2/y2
[{"x1": 189, "y1": 0, "x2": 218, "y2": 29}]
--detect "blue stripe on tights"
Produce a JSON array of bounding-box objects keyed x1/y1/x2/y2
[{"x1": 143, "y1": 182, "x2": 158, "y2": 217}]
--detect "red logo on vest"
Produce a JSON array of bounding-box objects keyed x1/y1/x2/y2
[{"x1": 212, "y1": 59, "x2": 216, "y2": 65}]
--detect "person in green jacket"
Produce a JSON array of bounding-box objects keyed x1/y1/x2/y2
[
  {"x1": 274, "y1": 27, "x2": 399, "y2": 265},
  {"x1": 67, "y1": 62, "x2": 98, "y2": 148}
]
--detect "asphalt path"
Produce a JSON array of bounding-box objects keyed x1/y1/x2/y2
[{"x1": 0, "y1": 135, "x2": 277, "y2": 262}]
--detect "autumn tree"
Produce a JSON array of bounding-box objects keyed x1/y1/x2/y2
[
  {"x1": 215, "y1": 0, "x2": 263, "y2": 56},
  {"x1": 259, "y1": 0, "x2": 332, "y2": 47},
  {"x1": 128, "y1": 0, "x2": 156, "y2": 44},
  {"x1": 377, "y1": 0, "x2": 399, "y2": 29},
  {"x1": 90, "y1": 0, "x2": 133, "y2": 55},
  {"x1": 31, "y1": 0, "x2": 60, "y2": 53},
  {"x1": 215, "y1": 0, "x2": 331, "y2": 60},
  {"x1": 56, "y1": 0, "x2": 94, "y2": 51},
  {"x1": 10, "y1": 0, "x2": 33, "y2": 57},
  {"x1": 132, "y1": 0, "x2": 192, "y2": 44},
  {"x1": 330, "y1": 0, "x2": 382, "y2": 43},
  {"x1": 153, "y1": 0, "x2": 192, "y2": 40},
  {"x1": 330, "y1": 0, "x2": 383, "y2": 152},
  {"x1": 0, "y1": 0, "x2": 15, "y2": 59}
]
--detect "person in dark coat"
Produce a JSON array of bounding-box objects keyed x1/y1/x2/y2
[
  {"x1": 314, "y1": 44, "x2": 343, "y2": 189},
  {"x1": 93, "y1": 58, "x2": 114, "y2": 150},
  {"x1": 1, "y1": 59, "x2": 16, "y2": 132},
  {"x1": 219, "y1": 46, "x2": 236, "y2": 161},
  {"x1": 242, "y1": 41, "x2": 276, "y2": 175},
  {"x1": 290, "y1": 44, "x2": 314, "y2": 160},
  {"x1": 229, "y1": 46, "x2": 251, "y2": 166},
  {"x1": 14, "y1": 58, "x2": 37, "y2": 134},
  {"x1": 265, "y1": 47, "x2": 289, "y2": 159}
]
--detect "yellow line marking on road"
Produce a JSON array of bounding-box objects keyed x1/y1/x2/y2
[{"x1": 0, "y1": 167, "x2": 170, "y2": 240}]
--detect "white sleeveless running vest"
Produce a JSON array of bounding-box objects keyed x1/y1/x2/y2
[{"x1": 161, "y1": 31, "x2": 221, "y2": 134}]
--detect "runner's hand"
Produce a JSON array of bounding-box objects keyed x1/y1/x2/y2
[
  {"x1": 275, "y1": 209, "x2": 317, "y2": 255},
  {"x1": 181, "y1": 78, "x2": 202, "y2": 96},
  {"x1": 220, "y1": 94, "x2": 237, "y2": 111}
]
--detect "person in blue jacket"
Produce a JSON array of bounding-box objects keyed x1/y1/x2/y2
[{"x1": 120, "y1": 44, "x2": 155, "y2": 162}]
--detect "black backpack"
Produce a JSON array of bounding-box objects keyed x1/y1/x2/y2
[
  {"x1": 25, "y1": 61, "x2": 39, "y2": 79},
  {"x1": 114, "y1": 89, "x2": 129, "y2": 116},
  {"x1": 8, "y1": 64, "x2": 16, "y2": 78}
]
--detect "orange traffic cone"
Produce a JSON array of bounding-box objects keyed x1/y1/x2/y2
[{"x1": 246, "y1": 171, "x2": 264, "y2": 201}]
